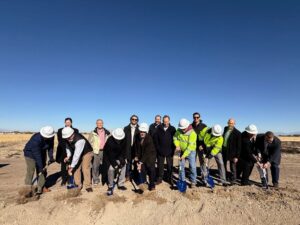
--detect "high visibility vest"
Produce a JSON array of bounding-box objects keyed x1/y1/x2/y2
[{"x1": 173, "y1": 129, "x2": 197, "y2": 158}]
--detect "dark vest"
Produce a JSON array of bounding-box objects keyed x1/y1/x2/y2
[{"x1": 67, "y1": 133, "x2": 92, "y2": 160}]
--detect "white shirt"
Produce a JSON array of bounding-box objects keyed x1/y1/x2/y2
[
  {"x1": 66, "y1": 139, "x2": 86, "y2": 168},
  {"x1": 130, "y1": 124, "x2": 137, "y2": 146}
]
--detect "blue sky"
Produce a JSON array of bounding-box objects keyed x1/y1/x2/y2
[{"x1": 0, "y1": 0, "x2": 299, "y2": 133}]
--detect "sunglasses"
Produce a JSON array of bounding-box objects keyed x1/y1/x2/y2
[
  {"x1": 131, "y1": 118, "x2": 138, "y2": 121},
  {"x1": 193, "y1": 116, "x2": 200, "y2": 119}
]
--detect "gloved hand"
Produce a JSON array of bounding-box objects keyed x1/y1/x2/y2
[{"x1": 48, "y1": 158, "x2": 55, "y2": 165}]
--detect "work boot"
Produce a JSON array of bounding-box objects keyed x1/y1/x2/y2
[
  {"x1": 273, "y1": 183, "x2": 279, "y2": 189},
  {"x1": 155, "y1": 178, "x2": 162, "y2": 185},
  {"x1": 107, "y1": 187, "x2": 113, "y2": 196},
  {"x1": 86, "y1": 187, "x2": 93, "y2": 192},
  {"x1": 43, "y1": 187, "x2": 51, "y2": 193},
  {"x1": 118, "y1": 186, "x2": 127, "y2": 191}
]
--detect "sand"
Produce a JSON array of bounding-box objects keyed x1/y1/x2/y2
[{"x1": 0, "y1": 134, "x2": 300, "y2": 225}]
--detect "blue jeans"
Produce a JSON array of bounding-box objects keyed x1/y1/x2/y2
[{"x1": 179, "y1": 151, "x2": 197, "y2": 183}]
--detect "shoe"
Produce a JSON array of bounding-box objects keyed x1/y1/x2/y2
[
  {"x1": 43, "y1": 187, "x2": 51, "y2": 193},
  {"x1": 155, "y1": 180, "x2": 162, "y2": 185},
  {"x1": 93, "y1": 182, "x2": 99, "y2": 186},
  {"x1": 149, "y1": 187, "x2": 156, "y2": 191},
  {"x1": 86, "y1": 187, "x2": 93, "y2": 192},
  {"x1": 273, "y1": 183, "x2": 279, "y2": 189},
  {"x1": 107, "y1": 187, "x2": 113, "y2": 196},
  {"x1": 118, "y1": 186, "x2": 127, "y2": 191},
  {"x1": 241, "y1": 181, "x2": 251, "y2": 186},
  {"x1": 61, "y1": 181, "x2": 67, "y2": 186}
]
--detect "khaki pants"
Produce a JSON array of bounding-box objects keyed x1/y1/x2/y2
[
  {"x1": 25, "y1": 157, "x2": 46, "y2": 192},
  {"x1": 74, "y1": 152, "x2": 93, "y2": 189}
]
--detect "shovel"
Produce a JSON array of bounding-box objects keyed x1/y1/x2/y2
[
  {"x1": 129, "y1": 170, "x2": 144, "y2": 194},
  {"x1": 176, "y1": 153, "x2": 187, "y2": 193},
  {"x1": 107, "y1": 167, "x2": 122, "y2": 196},
  {"x1": 204, "y1": 157, "x2": 215, "y2": 189}
]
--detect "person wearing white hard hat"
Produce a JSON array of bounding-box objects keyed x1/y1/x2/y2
[
  {"x1": 62, "y1": 127, "x2": 94, "y2": 192},
  {"x1": 102, "y1": 128, "x2": 127, "y2": 195},
  {"x1": 236, "y1": 124, "x2": 260, "y2": 186},
  {"x1": 134, "y1": 123, "x2": 157, "y2": 191},
  {"x1": 201, "y1": 124, "x2": 229, "y2": 186},
  {"x1": 173, "y1": 118, "x2": 198, "y2": 188},
  {"x1": 56, "y1": 117, "x2": 79, "y2": 186},
  {"x1": 23, "y1": 126, "x2": 55, "y2": 195}
]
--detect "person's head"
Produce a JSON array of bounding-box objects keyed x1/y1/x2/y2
[
  {"x1": 265, "y1": 131, "x2": 274, "y2": 144},
  {"x1": 130, "y1": 115, "x2": 139, "y2": 125},
  {"x1": 178, "y1": 118, "x2": 190, "y2": 132},
  {"x1": 64, "y1": 117, "x2": 73, "y2": 127},
  {"x1": 211, "y1": 124, "x2": 223, "y2": 137},
  {"x1": 112, "y1": 128, "x2": 125, "y2": 143},
  {"x1": 155, "y1": 115, "x2": 161, "y2": 125},
  {"x1": 163, "y1": 115, "x2": 170, "y2": 127},
  {"x1": 96, "y1": 119, "x2": 103, "y2": 129},
  {"x1": 62, "y1": 127, "x2": 75, "y2": 142},
  {"x1": 245, "y1": 124, "x2": 258, "y2": 138},
  {"x1": 193, "y1": 112, "x2": 201, "y2": 124},
  {"x1": 139, "y1": 123, "x2": 149, "y2": 139},
  {"x1": 40, "y1": 126, "x2": 55, "y2": 140},
  {"x1": 228, "y1": 118, "x2": 235, "y2": 129}
]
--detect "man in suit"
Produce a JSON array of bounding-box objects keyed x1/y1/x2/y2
[
  {"x1": 56, "y1": 117, "x2": 79, "y2": 186},
  {"x1": 255, "y1": 131, "x2": 281, "y2": 188},
  {"x1": 222, "y1": 118, "x2": 242, "y2": 184},
  {"x1": 124, "y1": 115, "x2": 140, "y2": 180}
]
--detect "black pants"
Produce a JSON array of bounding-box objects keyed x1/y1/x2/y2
[
  {"x1": 222, "y1": 148, "x2": 237, "y2": 181},
  {"x1": 141, "y1": 163, "x2": 156, "y2": 189},
  {"x1": 157, "y1": 155, "x2": 173, "y2": 181},
  {"x1": 271, "y1": 162, "x2": 280, "y2": 184},
  {"x1": 60, "y1": 160, "x2": 68, "y2": 184},
  {"x1": 237, "y1": 158, "x2": 254, "y2": 185}
]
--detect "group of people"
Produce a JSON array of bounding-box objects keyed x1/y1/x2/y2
[{"x1": 23, "y1": 113, "x2": 281, "y2": 195}]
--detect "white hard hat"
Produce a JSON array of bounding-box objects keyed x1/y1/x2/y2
[
  {"x1": 178, "y1": 118, "x2": 190, "y2": 130},
  {"x1": 62, "y1": 127, "x2": 74, "y2": 139},
  {"x1": 212, "y1": 124, "x2": 222, "y2": 137},
  {"x1": 40, "y1": 126, "x2": 55, "y2": 138},
  {"x1": 245, "y1": 124, "x2": 258, "y2": 134},
  {"x1": 112, "y1": 128, "x2": 125, "y2": 140},
  {"x1": 139, "y1": 123, "x2": 149, "y2": 133}
]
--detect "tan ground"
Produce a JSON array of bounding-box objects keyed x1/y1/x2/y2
[{"x1": 0, "y1": 134, "x2": 299, "y2": 225}]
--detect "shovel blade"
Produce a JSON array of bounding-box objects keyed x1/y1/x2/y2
[{"x1": 177, "y1": 180, "x2": 187, "y2": 193}]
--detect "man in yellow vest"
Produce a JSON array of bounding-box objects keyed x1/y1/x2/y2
[
  {"x1": 200, "y1": 124, "x2": 229, "y2": 186},
  {"x1": 173, "y1": 118, "x2": 197, "y2": 188}
]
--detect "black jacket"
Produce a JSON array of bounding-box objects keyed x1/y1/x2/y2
[
  {"x1": 255, "y1": 134, "x2": 281, "y2": 164},
  {"x1": 56, "y1": 127, "x2": 79, "y2": 163},
  {"x1": 24, "y1": 133, "x2": 54, "y2": 172},
  {"x1": 149, "y1": 123, "x2": 161, "y2": 137},
  {"x1": 124, "y1": 124, "x2": 140, "y2": 160},
  {"x1": 102, "y1": 136, "x2": 126, "y2": 184},
  {"x1": 191, "y1": 121, "x2": 207, "y2": 148},
  {"x1": 239, "y1": 131, "x2": 257, "y2": 164},
  {"x1": 153, "y1": 124, "x2": 176, "y2": 156},
  {"x1": 222, "y1": 126, "x2": 242, "y2": 160},
  {"x1": 135, "y1": 134, "x2": 156, "y2": 166}
]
